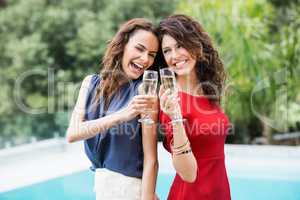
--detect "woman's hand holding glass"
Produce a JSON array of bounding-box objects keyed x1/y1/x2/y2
[
  {"x1": 159, "y1": 86, "x2": 182, "y2": 120},
  {"x1": 118, "y1": 95, "x2": 155, "y2": 122}
]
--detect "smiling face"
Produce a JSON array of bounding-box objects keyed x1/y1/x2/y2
[
  {"x1": 122, "y1": 29, "x2": 159, "y2": 79},
  {"x1": 161, "y1": 34, "x2": 196, "y2": 76}
]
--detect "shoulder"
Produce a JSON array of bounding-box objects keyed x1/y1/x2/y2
[
  {"x1": 77, "y1": 74, "x2": 101, "y2": 100},
  {"x1": 82, "y1": 75, "x2": 93, "y2": 86},
  {"x1": 81, "y1": 74, "x2": 101, "y2": 88}
]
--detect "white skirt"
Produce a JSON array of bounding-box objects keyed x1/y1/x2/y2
[{"x1": 94, "y1": 168, "x2": 142, "y2": 200}]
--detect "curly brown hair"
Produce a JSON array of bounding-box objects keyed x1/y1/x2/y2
[
  {"x1": 96, "y1": 18, "x2": 158, "y2": 110},
  {"x1": 158, "y1": 14, "x2": 226, "y2": 103}
]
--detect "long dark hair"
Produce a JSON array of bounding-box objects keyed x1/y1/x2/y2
[
  {"x1": 158, "y1": 14, "x2": 226, "y2": 103},
  {"x1": 96, "y1": 18, "x2": 158, "y2": 110}
]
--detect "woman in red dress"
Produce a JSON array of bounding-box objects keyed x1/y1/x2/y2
[{"x1": 158, "y1": 14, "x2": 231, "y2": 199}]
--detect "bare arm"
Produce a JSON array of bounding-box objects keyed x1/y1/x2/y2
[
  {"x1": 141, "y1": 98, "x2": 159, "y2": 200},
  {"x1": 66, "y1": 75, "x2": 150, "y2": 143},
  {"x1": 159, "y1": 87, "x2": 197, "y2": 183},
  {"x1": 170, "y1": 121, "x2": 197, "y2": 183}
]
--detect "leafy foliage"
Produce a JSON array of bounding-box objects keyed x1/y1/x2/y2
[
  {"x1": 0, "y1": 0, "x2": 299, "y2": 147},
  {"x1": 0, "y1": 0, "x2": 175, "y2": 147},
  {"x1": 177, "y1": 0, "x2": 300, "y2": 143}
]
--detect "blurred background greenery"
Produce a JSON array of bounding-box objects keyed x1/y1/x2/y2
[{"x1": 0, "y1": 0, "x2": 299, "y2": 148}]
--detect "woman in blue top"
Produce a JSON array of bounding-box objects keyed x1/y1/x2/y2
[{"x1": 66, "y1": 18, "x2": 159, "y2": 200}]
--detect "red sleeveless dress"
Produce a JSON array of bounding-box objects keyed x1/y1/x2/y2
[{"x1": 160, "y1": 92, "x2": 231, "y2": 200}]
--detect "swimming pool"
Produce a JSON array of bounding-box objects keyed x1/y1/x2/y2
[{"x1": 1, "y1": 170, "x2": 300, "y2": 200}]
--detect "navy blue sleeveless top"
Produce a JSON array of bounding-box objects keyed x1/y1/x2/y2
[{"x1": 84, "y1": 74, "x2": 143, "y2": 178}]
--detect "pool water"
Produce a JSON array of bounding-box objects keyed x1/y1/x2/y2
[{"x1": 1, "y1": 170, "x2": 300, "y2": 200}]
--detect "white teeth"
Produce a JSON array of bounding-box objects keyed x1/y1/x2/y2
[
  {"x1": 175, "y1": 60, "x2": 186, "y2": 67},
  {"x1": 133, "y1": 62, "x2": 144, "y2": 69},
  {"x1": 130, "y1": 63, "x2": 142, "y2": 72}
]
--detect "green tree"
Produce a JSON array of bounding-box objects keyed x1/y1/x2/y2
[
  {"x1": 177, "y1": 0, "x2": 299, "y2": 143},
  {"x1": 0, "y1": 0, "x2": 175, "y2": 147}
]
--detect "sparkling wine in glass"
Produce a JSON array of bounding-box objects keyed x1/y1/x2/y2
[
  {"x1": 160, "y1": 68, "x2": 183, "y2": 121},
  {"x1": 160, "y1": 68, "x2": 177, "y2": 93},
  {"x1": 138, "y1": 70, "x2": 158, "y2": 124}
]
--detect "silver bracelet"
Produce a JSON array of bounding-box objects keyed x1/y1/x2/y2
[{"x1": 169, "y1": 116, "x2": 185, "y2": 125}]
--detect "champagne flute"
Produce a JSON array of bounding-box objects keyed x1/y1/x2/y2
[
  {"x1": 160, "y1": 68, "x2": 183, "y2": 121},
  {"x1": 160, "y1": 68, "x2": 177, "y2": 92},
  {"x1": 138, "y1": 70, "x2": 158, "y2": 124}
]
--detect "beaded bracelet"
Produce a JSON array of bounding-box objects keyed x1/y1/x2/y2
[
  {"x1": 174, "y1": 149, "x2": 192, "y2": 156},
  {"x1": 172, "y1": 139, "x2": 189, "y2": 150},
  {"x1": 170, "y1": 138, "x2": 190, "y2": 153},
  {"x1": 172, "y1": 143, "x2": 191, "y2": 154}
]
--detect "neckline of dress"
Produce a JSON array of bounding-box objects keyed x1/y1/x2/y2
[{"x1": 179, "y1": 90, "x2": 207, "y2": 99}]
